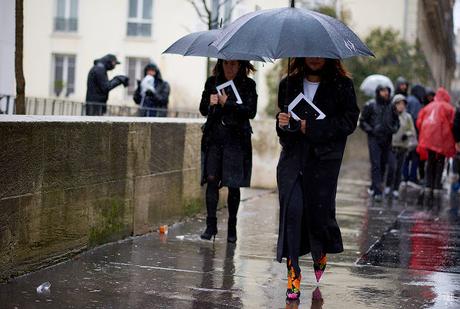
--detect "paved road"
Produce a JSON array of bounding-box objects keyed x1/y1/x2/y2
[{"x1": 1, "y1": 176, "x2": 460, "y2": 308}]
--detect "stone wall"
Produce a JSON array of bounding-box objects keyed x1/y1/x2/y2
[
  {"x1": 0, "y1": 115, "x2": 369, "y2": 281},
  {"x1": 0, "y1": 116, "x2": 204, "y2": 281}
]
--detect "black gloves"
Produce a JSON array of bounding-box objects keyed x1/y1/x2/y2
[{"x1": 115, "y1": 75, "x2": 130, "y2": 87}]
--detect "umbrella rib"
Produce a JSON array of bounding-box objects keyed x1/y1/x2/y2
[{"x1": 308, "y1": 12, "x2": 342, "y2": 58}]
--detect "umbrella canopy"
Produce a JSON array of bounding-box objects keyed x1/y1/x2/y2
[
  {"x1": 360, "y1": 74, "x2": 395, "y2": 97},
  {"x1": 163, "y1": 29, "x2": 269, "y2": 62},
  {"x1": 211, "y1": 7, "x2": 374, "y2": 60}
]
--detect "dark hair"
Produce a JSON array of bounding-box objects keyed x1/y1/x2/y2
[
  {"x1": 287, "y1": 58, "x2": 351, "y2": 79},
  {"x1": 212, "y1": 59, "x2": 256, "y2": 78}
]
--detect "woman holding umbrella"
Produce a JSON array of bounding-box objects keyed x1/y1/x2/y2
[
  {"x1": 277, "y1": 57, "x2": 360, "y2": 300},
  {"x1": 199, "y1": 59, "x2": 258, "y2": 243}
]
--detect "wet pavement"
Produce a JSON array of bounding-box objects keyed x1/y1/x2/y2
[{"x1": 1, "y1": 178, "x2": 460, "y2": 308}]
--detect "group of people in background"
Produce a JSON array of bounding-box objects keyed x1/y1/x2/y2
[
  {"x1": 85, "y1": 54, "x2": 170, "y2": 117},
  {"x1": 359, "y1": 76, "x2": 460, "y2": 202}
]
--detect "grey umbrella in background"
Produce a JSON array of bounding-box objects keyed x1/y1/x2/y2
[
  {"x1": 163, "y1": 29, "x2": 269, "y2": 62},
  {"x1": 360, "y1": 74, "x2": 395, "y2": 97},
  {"x1": 211, "y1": 7, "x2": 374, "y2": 59}
]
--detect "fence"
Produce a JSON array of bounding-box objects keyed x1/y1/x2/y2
[{"x1": 0, "y1": 95, "x2": 202, "y2": 118}]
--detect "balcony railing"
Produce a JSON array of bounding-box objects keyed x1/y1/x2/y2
[
  {"x1": 54, "y1": 17, "x2": 78, "y2": 32},
  {"x1": 0, "y1": 95, "x2": 202, "y2": 118}
]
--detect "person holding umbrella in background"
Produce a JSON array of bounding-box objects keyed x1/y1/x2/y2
[
  {"x1": 199, "y1": 59, "x2": 258, "y2": 243},
  {"x1": 277, "y1": 58, "x2": 359, "y2": 300}
]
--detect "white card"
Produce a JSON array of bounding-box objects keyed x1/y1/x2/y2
[
  {"x1": 288, "y1": 92, "x2": 326, "y2": 121},
  {"x1": 216, "y1": 80, "x2": 243, "y2": 104}
]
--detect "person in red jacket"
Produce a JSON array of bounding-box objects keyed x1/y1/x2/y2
[{"x1": 416, "y1": 87, "x2": 456, "y2": 195}]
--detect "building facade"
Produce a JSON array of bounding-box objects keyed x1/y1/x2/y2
[
  {"x1": 11, "y1": 0, "x2": 458, "y2": 115},
  {"x1": 21, "y1": 0, "x2": 284, "y2": 116}
]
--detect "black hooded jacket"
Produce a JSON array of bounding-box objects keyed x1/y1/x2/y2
[
  {"x1": 85, "y1": 54, "x2": 123, "y2": 104},
  {"x1": 359, "y1": 85, "x2": 400, "y2": 138},
  {"x1": 133, "y1": 63, "x2": 170, "y2": 109},
  {"x1": 395, "y1": 76, "x2": 409, "y2": 96}
]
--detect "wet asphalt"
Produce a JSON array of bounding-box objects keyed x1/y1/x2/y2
[{"x1": 1, "y1": 171, "x2": 460, "y2": 308}]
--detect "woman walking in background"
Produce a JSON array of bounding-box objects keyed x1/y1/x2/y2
[
  {"x1": 199, "y1": 59, "x2": 258, "y2": 243},
  {"x1": 276, "y1": 57, "x2": 359, "y2": 300}
]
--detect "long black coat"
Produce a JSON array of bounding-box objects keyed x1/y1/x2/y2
[
  {"x1": 85, "y1": 55, "x2": 123, "y2": 115},
  {"x1": 276, "y1": 73, "x2": 359, "y2": 262},
  {"x1": 200, "y1": 75, "x2": 258, "y2": 188}
]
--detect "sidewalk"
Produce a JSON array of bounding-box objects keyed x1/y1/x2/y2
[{"x1": 1, "y1": 177, "x2": 460, "y2": 308}]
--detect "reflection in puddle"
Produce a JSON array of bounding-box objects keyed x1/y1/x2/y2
[{"x1": 285, "y1": 287, "x2": 324, "y2": 309}]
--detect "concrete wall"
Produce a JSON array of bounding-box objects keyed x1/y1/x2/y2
[
  {"x1": 0, "y1": 115, "x2": 369, "y2": 281},
  {"x1": 0, "y1": 116, "x2": 205, "y2": 281}
]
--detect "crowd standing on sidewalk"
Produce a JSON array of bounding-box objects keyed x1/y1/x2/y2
[{"x1": 359, "y1": 76, "x2": 460, "y2": 202}]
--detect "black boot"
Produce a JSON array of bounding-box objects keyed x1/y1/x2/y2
[
  {"x1": 227, "y1": 217, "x2": 237, "y2": 243},
  {"x1": 201, "y1": 217, "x2": 217, "y2": 241}
]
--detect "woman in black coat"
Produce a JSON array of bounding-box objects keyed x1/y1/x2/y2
[
  {"x1": 276, "y1": 58, "x2": 359, "y2": 300},
  {"x1": 199, "y1": 59, "x2": 258, "y2": 243}
]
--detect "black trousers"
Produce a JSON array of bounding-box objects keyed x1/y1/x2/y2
[
  {"x1": 386, "y1": 147, "x2": 407, "y2": 191},
  {"x1": 426, "y1": 150, "x2": 445, "y2": 190},
  {"x1": 205, "y1": 143, "x2": 240, "y2": 221},
  {"x1": 368, "y1": 135, "x2": 392, "y2": 195}
]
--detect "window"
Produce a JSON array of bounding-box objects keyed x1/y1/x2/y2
[
  {"x1": 52, "y1": 54, "x2": 76, "y2": 97},
  {"x1": 126, "y1": 57, "x2": 150, "y2": 95},
  {"x1": 127, "y1": 0, "x2": 153, "y2": 37},
  {"x1": 54, "y1": 0, "x2": 78, "y2": 32}
]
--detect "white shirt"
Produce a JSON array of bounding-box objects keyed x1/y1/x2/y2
[{"x1": 303, "y1": 79, "x2": 320, "y2": 102}]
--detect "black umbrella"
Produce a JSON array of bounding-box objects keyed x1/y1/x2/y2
[
  {"x1": 212, "y1": 1, "x2": 373, "y2": 130},
  {"x1": 211, "y1": 5, "x2": 373, "y2": 59},
  {"x1": 163, "y1": 29, "x2": 269, "y2": 62}
]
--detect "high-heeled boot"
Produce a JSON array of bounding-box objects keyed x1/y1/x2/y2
[
  {"x1": 227, "y1": 217, "x2": 237, "y2": 243},
  {"x1": 286, "y1": 258, "x2": 301, "y2": 300},
  {"x1": 200, "y1": 217, "x2": 217, "y2": 241},
  {"x1": 313, "y1": 253, "x2": 327, "y2": 283}
]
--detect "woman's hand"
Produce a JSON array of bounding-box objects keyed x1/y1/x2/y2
[
  {"x1": 210, "y1": 94, "x2": 219, "y2": 106},
  {"x1": 218, "y1": 90, "x2": 228, "y2": 106},
  {"x1": 300, "y1": 120, "x2": 307, "y2": 134},
  {"x1": 278, "y1": 112, "x2": 291, "y2": 128}
]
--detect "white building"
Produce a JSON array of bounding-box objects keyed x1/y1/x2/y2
[
  {"x1": 21, "y1": 0, "x2": 285, "y2": 117},
  {"x1": 0, "y1": 0, "x2": 15, "y2": 96}
]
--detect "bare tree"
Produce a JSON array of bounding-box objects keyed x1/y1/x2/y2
[
  {"x1": 186, "y1": 0, "x2": 242, "y2": 29},
  {"x1": 15, "y1": 0, "x2": 25, "y2": 114},
  {"x1": 186, "y1": 0, "x2": 242, "y2": 76}
]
